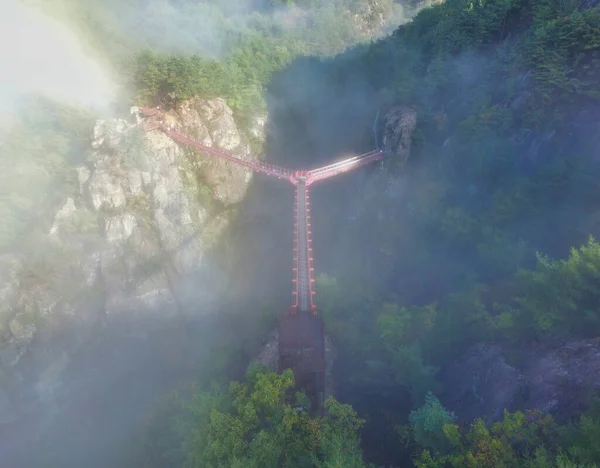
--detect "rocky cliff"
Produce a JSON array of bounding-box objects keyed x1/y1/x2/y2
[
  {"x1": 0, "y1": 97, "x2": 263, "y2": 430},
  {"x1": 374, "y1": 106, "x2": 600, "y2": 427},
  {"x1": 439, "y1": 340, "x2": 600, "y2": 425}
]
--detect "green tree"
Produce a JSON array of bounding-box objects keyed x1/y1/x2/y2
[
  {"x1": 409, "y1": 392, "x2": 456, "y2": 454},
  {"x1": 178, "y1": 364, "x2": 366, "y2": 467},
  {"x1": 515, "y1": 237, "x2": 600, "y2": 339},
  {"x1": 378, "y1": 303, "x2": 439, "y2": 402},
  {"x1": 415, "y1": 410, "x2": 566, "y2": 467}
]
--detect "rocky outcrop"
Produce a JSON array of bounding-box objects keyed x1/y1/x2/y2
[
  {"x1": 0, "y1": 97, "x2": 263, "y2": 425},
  {"x1": 151, "y1": 98, "x2": 255, "y2": 205},
  {"x1": 438, "y1": 345, "x2": 527, "y2": 424},
  {"x1": 271, "y1": 1, "x2": 397, "y2": 46},
  {"x1": 580, "y1": 0, "x2": 600, "y2": 9},
  {"x1": 383, "y1": 106, "x2": 417, "y2": 166},
  {"x1": 352, "y1": 0, "x2": 391, "y2": 35},
  {"x1": 79, "y1": 98, "x2": 257, "y2": 314},
  {"x1": 439, "y1": 340, "x2": 600, "y2": 424}
]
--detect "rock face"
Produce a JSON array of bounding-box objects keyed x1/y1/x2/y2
[
  {"x1": 438, "y1": 345, "x2": 528, "y2": 424},
  {"x1": 352, "y1": 0, "x2": 390, "y2": 35},
  {"x1": 0, "y1": 97, "x2": 262, "y2": 430},
  {"x1": 383, "y1": 106, "x2": 417, "y2": 166},
  {"x1": 439, "y1": 340, "x2": 600, "y2": 424}
]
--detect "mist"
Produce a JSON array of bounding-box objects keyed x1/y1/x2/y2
[
  {"x1": 0, "y1": 0, "x2": 115, "y2": 114},
  {"x1": 4, "y1": 0, "x2": 589, "y2": 465},
  {"x1": 0, "y1": 0, "x2": 402, "y2": 464},
  {"x1": 45, "y1": 0, "x2": 414, "y2": 62}
]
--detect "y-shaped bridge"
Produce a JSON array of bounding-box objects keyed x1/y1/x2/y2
[{"x1": 139, "y1": 106, "x2": 385, "y2": 410}]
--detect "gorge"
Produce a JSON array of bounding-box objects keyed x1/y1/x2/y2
[{"x1": 2, "y1": 0, "x2": 600, "y2": 466}]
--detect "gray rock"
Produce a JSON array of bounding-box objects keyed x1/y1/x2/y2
[
  {"x1": 104, "y1": 214, "x2": 137, "y2": 244},
  {"x1": 76, "y1": 165, "x2": 91, "y2": 193},
  {"x1": 439, "y1": 345, "x2": 527, "y2": 424},
  {"x1": 49, "y1": 198, "x2": 77, "y2": 236},
  {"x1": 383, "y1": 106, "x2": 417, "y2": 166},
  {"x1": 79, "y1": 97, "x2": 257, "y2": 315},
  {"x1": 0, "y1": 96, "x2": 263, "y2": 423},
  {"x1": 0, "y1": 255, "x2": 21, "y2": 334},
  {"x1": 250, "y1": 114, "x2": 267, "y2": 140},
  {"x1": 166, "y1": 97, "x2": 258, "y2": 205},
  {"x1": 88, "y1": 166, "x2": 128, "y2": 210},
  {"x1": 439, "y1": 340, "x2": 600, "y2": 424}
]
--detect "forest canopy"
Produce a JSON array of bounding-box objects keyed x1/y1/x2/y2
[
  {"x1": 4, "y1": 0, "x2": 600, "y2": 466},
  {"x1": 126, "y1": 0, "x2": 600, "y2": 464}
]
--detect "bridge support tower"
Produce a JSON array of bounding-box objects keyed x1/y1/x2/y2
[{"x1": 278, "y1": 311, "x2": 326, "y2": 413}]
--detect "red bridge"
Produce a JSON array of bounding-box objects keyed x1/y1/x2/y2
[{"x1": 139, "y1": 106, "x2": 385, "y2": 410}]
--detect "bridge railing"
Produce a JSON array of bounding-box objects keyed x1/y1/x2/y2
[
  {"x1": 162, "y1": 126, "x2": 296, "y2": 181},
  {"x1": 138, "y1": 106, "x2": 382, "y2": 316},
  {"x1": 139, "y1": 107, "x2": 386, "y2": 188},
  {"x1": 306, "y1": 149, "x2": 385, "y2": 184},
  {"x1": 138, "y1": 107, "x2": 295, "y2": 182}
]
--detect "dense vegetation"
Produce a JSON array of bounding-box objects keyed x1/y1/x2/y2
[
  {"x1": 391, "y1": 392, "x2": 600, "y2": 466},
  {"x1": 32, "y1": 0, "x2": 408, "y2": 115},
  {"x1": 133, "y1": 364, "x2": 365, "y2": 467},
  {"x1": 123, "y1": 0, "x2": 406, "y2": 115},
  {"x1": 0, "y1": 0, "x2": 402, "y2": 327},
  {"x1": 294, "y1": 0, "x2": 600, "y2": 464},
  {"x1": 1, "y1": 0, "x2": 403, "y2": 256},
  {"x1": 127, "y1": 0, "x2": 600, "y2": 464},
  {"x1": 315, "y1": 0, "x2": 600, "y2": 387},
  {"x1": 4, "y1": 0, "x2": 600, "y2": 465}
]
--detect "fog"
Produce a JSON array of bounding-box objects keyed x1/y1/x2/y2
[
  {"x1": 0, "y1": 0, "x2": 593, "y2": 465},
  {"x1": 0, "y1": 0, "x2": 436, "y2": 466},
  {"x1": 39, "y1": 0, "x2": 414, "y2": 62},
  {"x1": 0, "y1": 0, "x2": 115, "y2": 113},
  {"x1": 230, "y1": 53, "x2": 384, "y2": 311}
]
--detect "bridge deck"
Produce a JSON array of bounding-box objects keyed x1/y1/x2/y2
[
  {"x1": 137, "y1": 106, "x2": 385, "y2": 413},
  {"x1": 293, "y1": 181, "x2": 315, "y2": 313}
]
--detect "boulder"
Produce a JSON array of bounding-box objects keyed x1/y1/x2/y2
[{"x1": 383, "y1": 106, "x2": 417, "y2": 166}]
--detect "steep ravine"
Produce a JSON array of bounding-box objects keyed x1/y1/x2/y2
[
  {"x1": 0, "y1": 79, "x2": 417, "y2": 465},
  {"x1": 255, "y1": 55, "x2": 600, "y2": 464},
  {"x1": 0, "y1": 97, "x2": 265, "y2": 468}
]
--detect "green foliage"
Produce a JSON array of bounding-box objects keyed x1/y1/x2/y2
[
  {"x1": 411, "y1": 408, "x2": 600, "y2": 468},
  {"x1": 376, "y1": 303, "x2": 438, "y2": 401},
  {"x1": 439, "y1": 207, "x2": 480, "y2": 243},
  {"x1": 317, "y1": 398, "x2": 367, "y2": 468},
  {"x1": 379, "y1": 302, "x2": 437, "y2": 347},
  {"x1": 513, "y1": 237, "x2": 600, "y2": 338},
  {"x1": 127, "y1": 50, "x2": 229, "y2": 107},
  {"x1": 11, "y1": 0, "x2": 600, "y2": 465},
  {"x1": 120, "y1": 0, "x2": 390, "y2": 115},
  {"x1": 128, "y1": 382, "x2": 200, "y2": 468},
  {"x1": 564, "y1": 408, "x2": 600, "y2": 465},
  {"x1": 126, "y1": 38, "x2": 302, "y2": 114},
  {"x1": 0, "y1": 98, "x2": 93, "y2": 251},
  {"x1": 426, "y1": 284, "x2": 493, "y2": 363},
  {"x1": 522, "y1": 5, "x2": 600, "y2": 126},
  {"x1": 136, "y1": 365, "x2": 366, "y2": 468},
  {"x1": 409, "y1": 392, "x2": 456, "y2": 454},
  {"x1": 320, "y1": 0, "x2": 600, "y2": 417},
  {"x1": 476, "y1": 229, "x2": 528, "y2": 277}
]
